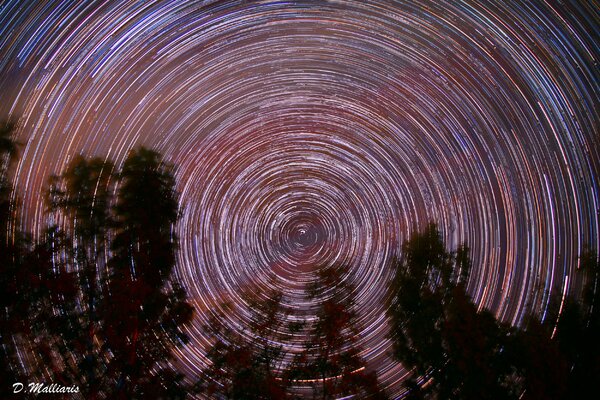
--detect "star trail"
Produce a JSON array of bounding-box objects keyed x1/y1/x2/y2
[{"x1": 0, "y1": 0, "x2": 598, "y2": 396}]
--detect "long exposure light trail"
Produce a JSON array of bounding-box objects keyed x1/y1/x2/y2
[{"x1": 0, "y1": 1, "x2": 597, "y2": 396}]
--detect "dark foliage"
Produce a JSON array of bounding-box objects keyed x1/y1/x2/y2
[
  {"x1": 100, "y1": 148, "x2": 193, "y2": 399},
  {"x1": 389, "y1": 223, "x2": 600, "y2": 399},
  {"x1": 289, "y1": 265, "x2": 386, "y2": 399},
  {"x1": 514, "y1": 249, "x2": 599, "y2": 399},
  {"x1": 388, "y1": 223, "x2": 517, "y2": 399},
  {"x1": 201, "y1": 268, "x2": 386, "y2": 399},
  {"x1": 43, "y1": 155, "x2": 115, "y2": 396},
  {"x1": 0, "y1": 121, "x2": 31, "y2": 397},
  {"x1": 199, "y1": 286, "x2": 292, "y2": 399},
  {"x1": 1, "y1": 144, "x2": 193, "y2": 399}
]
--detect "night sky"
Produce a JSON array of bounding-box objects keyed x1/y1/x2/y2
[{"x1": 0, "y1": 0, "x2": 598, "y2": 396}]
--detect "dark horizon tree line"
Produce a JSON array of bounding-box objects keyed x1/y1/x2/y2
[
  {"x1": 198, "y1": 265, "x2": 386, "y2": 399},
  {"x1": 1, "y1": 121, "x2": 598, "y2": 399},
  {"x1": 388, "y1": 223, "x2": 599, "y2": 399}
]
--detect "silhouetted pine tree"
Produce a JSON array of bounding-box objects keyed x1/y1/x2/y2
[
  {"x1": 0, "y1": 120, "x2": 31, "y2": 396},
  {"x1": 0, "y1": 122, "x2": 74, "y2": 396},
  {"x1": 101, "y1": 148, "x2": 193, "y2": 399},
  {"x1": 31, "y1": 147, "x2": 193, "y2": 399},
  {"x1": 388, "y1": 223, "x2": 517, "y2": 400},
  {"x1": 289, "y1": 265, "x2": 386, "y2": 399},
  {"x1": 200, "y1": 286, "x2": 292, "y2": 399},
  {"x1": 513, "y1": 249, "x2": 599, "y2": 399},
  {"x1": 562, "y1": 250, "x2": 600, "y2": 395},
  {"x1": 44, "y1": 155, "x2": 115, "y2": 396},
  {"x1": 0, "y1": 121, "x2": 89, "y2": 397}
]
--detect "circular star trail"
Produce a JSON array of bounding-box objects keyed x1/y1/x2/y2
[{"x1": 1, "y1": 0, "x2": 598, "y2": 396}]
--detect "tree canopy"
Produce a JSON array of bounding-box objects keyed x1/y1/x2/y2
[
  {"x1": 388, "y1": 223, "x2": 599, "y2": 399},
  {"x1": 2, "y1": 143, "x2": 193, "y2": 399},
  {"x1": 201, "y1": 267, "x2": 386, "y2": 399}
]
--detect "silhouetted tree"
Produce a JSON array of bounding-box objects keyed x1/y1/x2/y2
[
  {"x1": 201, "y1": 269, "x2": 385, "y2": 399},
  {"x1": 561, "y1": 249, "x2": 600, "y2": 395},
  {"x1": 0, "y1": 122, "x2": 84, "y2": 397},
  {"x1": 0, "y1": 122, "x2": 72, "y2": 397},
  {"x1": 19, "y1": 227, "x2": 82, "y2": 389},
  {"x1": 512, "y1": 248, "x2": 599, "y2": 399},
  {"x1": 101, "y1": 148, "x2": 193, "y2": 399},
  {"x1": 290, "y1": 265, "x2": 386, "y2": 399},
  {"x1": 28, "y1": 147, "x2": 194, "y2": 399},
  {"x1": 0, "y1": 121, "x2": 17, "y2": 160},
  {"x1": 506, "y1": 313, "x2": 567, "y2": 400},
  {"x1": 389, "y1": 223, "x2": 600, "y2": 399},
  {"x1": 200, "y1": 285, "x2": 292, "y2": 399},
  {"x1": 388, "y1": 223, "x2": 517, "y2": 399},
  {"x1": 44, "y1": 155, "x2": 115, "y2": 395},
  {"x1": 0, "y1": 120, "x2": 30, "y2": 396}
]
